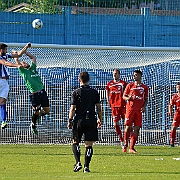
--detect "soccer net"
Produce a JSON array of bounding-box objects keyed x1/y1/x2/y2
[{"x1": 1, "y1": 43, "x2": 180, "y2": 146}]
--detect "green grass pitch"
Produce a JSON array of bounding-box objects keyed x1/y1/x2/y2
[{"x1": 1, "y1": 144, "x2": 180, "y2": 180}]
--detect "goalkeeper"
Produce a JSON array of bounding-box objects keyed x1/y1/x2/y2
[{"x1": 13, "y1": 50, "x2": 50, "y2": 135}]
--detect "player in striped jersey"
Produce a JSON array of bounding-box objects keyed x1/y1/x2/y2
[
  {"x1": 106, "y1": 69, "x2": 127, "y2": 147},
  {"x1": 0, "y1": 42, "x2": 31, "y2": 129},
  {"x1": 168, "y1": 82, "x2": 180, "y2": 147}
]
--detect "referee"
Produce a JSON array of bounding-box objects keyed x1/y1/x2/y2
[{"x1": 68, "y1": 71, "x2": 102, "y2": 173}]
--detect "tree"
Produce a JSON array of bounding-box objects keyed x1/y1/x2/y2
[
  {"x1": 27, "y1": 0, "x2": 60, "y2": 14},
  {"x1": 0, "y1": 0, "x2": 156, "y2": 13}
]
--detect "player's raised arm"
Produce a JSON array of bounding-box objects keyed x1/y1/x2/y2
[
  {"x1": 25, "y1": 51, "x2": 37, "y2": 64},
  {"x1": 11, "y1": 42, "x2": 31, "y2": 58},
  {"x1": 12, "y1": 51, "x2": 21, "y2": 66}
]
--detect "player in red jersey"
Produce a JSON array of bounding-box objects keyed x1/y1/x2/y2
[
  {"x1": 168, "y1": 82, "x2": 180, "y2": 147},
  {"x1": 106, "y1": 69, "x2": 127, "y2": 146},
  {"x1": 122, "y1": 70, "x2": 148, "y2": 153}
]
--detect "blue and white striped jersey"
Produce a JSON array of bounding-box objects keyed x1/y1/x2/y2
[{"x1": 0, "y1": 53, "x2": 12, "y2": 77}]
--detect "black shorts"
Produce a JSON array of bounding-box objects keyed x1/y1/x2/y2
[
  {"x1": 72, "y1": 116, "x2": 98, "y2": 142},
  {"x1": 29, "y1": 89, "x2": 49, "y2": 111}
]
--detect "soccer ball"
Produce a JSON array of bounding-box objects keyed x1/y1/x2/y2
[{"x1": 32, "y1": 19, "x2": 43, "y2": 29}]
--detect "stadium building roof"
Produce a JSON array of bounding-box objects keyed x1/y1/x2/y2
[{"x1": 5, "y1": 3, "x2": 33, "y2": 13}]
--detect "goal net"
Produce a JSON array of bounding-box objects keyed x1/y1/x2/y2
[{"x1": 1, "y1": 43, "x2": 180, "y2": 146}]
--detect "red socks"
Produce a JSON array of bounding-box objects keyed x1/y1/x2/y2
[
  {"x1": 130, "y1": 133, "x2": 138, "y2": 149},
  {"x1": 124, "y1": 131, "x2": 130, "y2": 146},
  {"x1": 170, "y1": 129, "x2": 176, "y2": 145},
  {"x1": 114, "y1": 125, "x2": 123, "y2": 142}
]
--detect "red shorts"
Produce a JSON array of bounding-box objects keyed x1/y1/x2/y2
[
  {"x1": 172, "y1": 111, "x2": 180, "y2": 127},
  {"x1": 124, "y1": 109, "x2": 142, "y2": 127},
  {"x1": 111, "y1": 107, "x2": 125, "y2": 122}
]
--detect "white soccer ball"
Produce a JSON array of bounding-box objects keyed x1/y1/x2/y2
[{"x1": 32, "y1": 19, "x2": 43, "y2": 29}]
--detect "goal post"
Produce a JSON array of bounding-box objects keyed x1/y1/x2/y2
[{"x1": 1, "y1": 43, "x2": 180, "y2": 145}]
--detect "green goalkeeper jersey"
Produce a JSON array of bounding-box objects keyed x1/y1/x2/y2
[{"x1": 18, "y1": 62, "x2": 44, "y2": 93}]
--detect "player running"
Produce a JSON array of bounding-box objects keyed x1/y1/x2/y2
[
  {"x1": 168, "y1": 82, "x2": 180, "y2": 147},
  {"x1": 13, "y1": 50, "x2": 50, "y2": 135},
  {"x1": 106, "y1": 68, "x2": 127, "y2": 147},
  {"x1": 122, "y1": 70, "x2": 148, "y2": 153}
]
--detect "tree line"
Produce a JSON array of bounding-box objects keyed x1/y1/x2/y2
[{"x1": 0, "y1": 0, "x2": 155, "y2": 14}]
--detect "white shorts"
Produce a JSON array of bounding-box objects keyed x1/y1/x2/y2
[{"x1": 0, "y1": 79, "x2": 9, "y2": 99}]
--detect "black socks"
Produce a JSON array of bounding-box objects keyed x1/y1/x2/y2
[
  {"x1": 72, "y1": 143, "x2": 81, "y2": 163},
  {"x1": 32, "y1": 113, "x2": 39, "y2": 125},
  {"x1": 84, "y1": 146, "x2": 93, "y2": 168}
]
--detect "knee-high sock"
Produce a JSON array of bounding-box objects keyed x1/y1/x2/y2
[
  {"x1": 170, "y1": 129, "x2": 176, "y2": 144},
  {"x1": 130, "y1": 133, "x2": 138, "y2": 149},
  {"x1": 124, "y1": 131, "x2": 130, "y2": 146},
  {"x1": 114, "y1": 125, "x2": 123, "y2": 142},
  {"x1": 84, "y1": 146, "x2": 93, "y2": 168},
  {"x1": 32, "y1": 113, "x2": 39, "y2": 125},
  {"x1": 72, "y1": 143, "x2": 81, "y2": 164},
  {"x1": 0, "y1": 104, "x2": 6, "y2": 123}
]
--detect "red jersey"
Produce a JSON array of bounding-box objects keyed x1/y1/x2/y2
[
  {"x1": 169, "y1": 94, "x2": 180, "y2": 112},
  {"x1": 124, "y1": 82, "x2": 148, "y2": 111},
  {"x1": 106, "y1": 79, "x2": 127, "y2": 108}
]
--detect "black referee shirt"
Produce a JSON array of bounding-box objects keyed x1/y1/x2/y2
[{"x1": 70, "y1": 85, "x2": 100, "y2": 117}]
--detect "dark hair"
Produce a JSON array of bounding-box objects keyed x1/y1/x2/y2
[
  {"x1": 0, "y1": 43, "x2": 8, "y2": 50},
  {"x1": 113, "y1": 68, "x2": 120, "y2": 74},
  {"x1": 79, "y1": 71, "x2": 90, "y2": 83},
  {"x1": 134, "y1": 69, "x2": 143, "y2": 76},
  {"x1": 176, "y1": 82, "x2": 180, "y2": 86}
]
